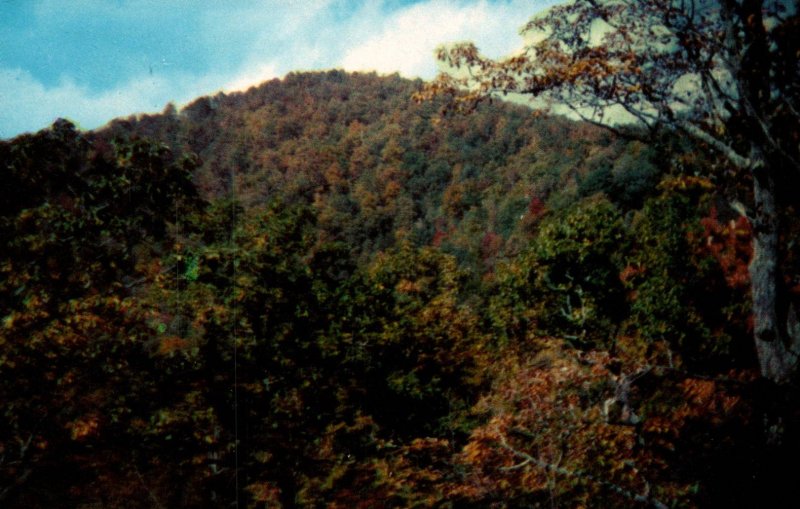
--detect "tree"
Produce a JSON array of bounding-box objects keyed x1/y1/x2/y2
[
  {"x1": 0, "y1": 121, "x2": 212, "y2": 506},
  {"x1": 420, "y1": 0, "x2": 800, "y2": 383}
]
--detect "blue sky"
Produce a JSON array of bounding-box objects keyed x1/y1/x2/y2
[{"x1": 0, "y1": 0, "x2": 558, "y2": 138}]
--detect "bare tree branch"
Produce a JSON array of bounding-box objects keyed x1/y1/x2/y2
[
  {"x1": 677, "y1": 121, "x2": 757, "y2": 169},
  {"x1": 496, "y1": 434, "x2": 670, "y2": 509}
]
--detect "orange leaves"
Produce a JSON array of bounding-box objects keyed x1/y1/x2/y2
[
  {"x1": 454, "y1": 341, "x2": 628, "y2": 502},
  {"x1": 67, "y1": 415, "x2": 100, "y2": 441},
  {"x1": 317, "y1": 430, "x2": 453, "y2": 509},
  {"x1": 395, "y1": 278, "x2": 421, "y2": 294},
  {"x1": 643, "y1": 416, "x2": 679, "y2": 438},
  {"x1": 674, "y1": 376, "x2": 746, "y2": 427},
  {"x1": 156, "y1": 336, "x2": 190, "y2": 356},
  {"x1": 371, "y1": 438, "x2": 452, "y2": 508},
  {"x1": 451, "y1": 339, "x2": 762, "y2": 507},
  {"x1": 246, "y1": 481, "x2": 283, "y2": 506},
  {"x1": 681, "y1": 378, "x2": 716, "y2": 406},
  {"x1": 659, "y1": 175, "x2": 715, "y2": 192}
]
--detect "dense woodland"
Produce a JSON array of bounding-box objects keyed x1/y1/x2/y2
[{"x1": 2, "y1": 70, "x2": 799, "y2": 507}]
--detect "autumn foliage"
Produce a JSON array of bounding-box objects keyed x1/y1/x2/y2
[{"x1": 2, "y1": 71, "x2": 798, "y2": 507}]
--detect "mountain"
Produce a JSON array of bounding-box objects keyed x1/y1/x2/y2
[
  {"x1": 1, "y1": 71, "x2": 795, "y2": 508},
  {"x1": 99, "y1": 70, "x2": 663, "y2": 268}
]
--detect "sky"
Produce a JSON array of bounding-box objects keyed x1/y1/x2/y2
[{"x1": 0, "y1": 0, "x2": 559, "y2": 138}]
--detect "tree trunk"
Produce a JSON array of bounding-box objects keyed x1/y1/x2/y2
[{"x1": 749, "y1": 163, "x2": 800, "y2": 383}]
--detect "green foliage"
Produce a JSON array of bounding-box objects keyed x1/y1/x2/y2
[
  {"x1": 578, "y1": 142, "x2": 661, "y2": 208},
  {"x1": 362, "y1": 244, "x2": 487, "y2": 427},
  {"x1": 490, "y1": 196, "x2": 628, "y2": 348}
]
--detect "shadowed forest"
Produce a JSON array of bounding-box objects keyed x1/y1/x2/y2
[{"x1": 2, "y1": 69, "x2": 799, "y2": 508}]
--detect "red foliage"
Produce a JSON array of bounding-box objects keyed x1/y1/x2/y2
[
  {"x1": 431, "y1": 219, "x2": 451, "y2": 247},
  {"x1": 480, "y1": 231, "x2": 503, "y2": 263},
  {"x1": 528, "y1": 195, "x2": 545, "y2": 218},
  {"x1": 698, "y1": 206, "x2": 752, "y2": 289}
]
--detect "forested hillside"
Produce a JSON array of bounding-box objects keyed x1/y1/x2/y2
[
  {"x1": 2, "y1": 71, "x2": 798, "y2": 508},
  {"x1": 103, "y1": 71, "x2": 666, "y2": 268}
]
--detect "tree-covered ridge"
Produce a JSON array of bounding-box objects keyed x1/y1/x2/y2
[
  {"x1": 1, "y1": 71, "x2": 797, "y2": 507},
  {"x1": 101, "y1": 70, "x2": 663, "y2": 269}
]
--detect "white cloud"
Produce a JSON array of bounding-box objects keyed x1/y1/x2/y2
[
  {"x1": 0, "y1": 68, "x2": 159, "y2": 136},
  {"x1": 0, "y1": 56, "x2": 282, "y2": 137},
  {"x1": 223, "y1": 62, "x2": 280, "y2": 92},
  {"x1": 0, "y1": 67, "x2": 233, "y2": 137},
  {"x1": 340, "y1": 0, "x2": 554, "y2": 78}
]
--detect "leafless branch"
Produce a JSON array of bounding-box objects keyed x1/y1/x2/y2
[
  {"x1": 496, "y1": 433, "x2": 670, "y2": 509},
  {"x1": 677, "y1": 121, "x2": 757, "y2": 169}
]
